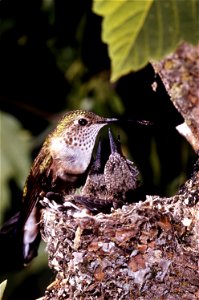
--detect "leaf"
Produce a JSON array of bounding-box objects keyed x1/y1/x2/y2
[
  {"x1": 0, "y1": 112, "x2": 31, "y2": 221},
  {"x1": 93, "y1": 0, "x2": 199, "y2": 82},
  {"x1": 0, "y1": 280, "x2": 7, "y2": 300}
]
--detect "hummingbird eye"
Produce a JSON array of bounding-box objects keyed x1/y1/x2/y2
[{"x1": 78, "y1": 118, "x2": 88, "y2": 126}]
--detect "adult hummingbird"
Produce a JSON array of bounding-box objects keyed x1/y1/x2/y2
[{"x1": 0, "y1": 110, "x2": 119, "y2": 269}]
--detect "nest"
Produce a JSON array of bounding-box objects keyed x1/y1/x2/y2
[{"x1": 39, "y1": 160, "x2": 199, "y2": 300}]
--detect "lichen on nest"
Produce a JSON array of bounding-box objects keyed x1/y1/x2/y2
[{"x1": 40, "y1": 160, "x2": 198, "y2": 299}]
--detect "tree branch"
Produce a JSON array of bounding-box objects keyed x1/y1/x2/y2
[{"x1": 153, "y1": 43, "x2": 199, "y2": 153}]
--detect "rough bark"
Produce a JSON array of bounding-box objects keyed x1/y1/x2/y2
[
  {"x1": 153, "y1": 43, "x2": 199, "y2": 153},
  {"x1": 37, "y1": 43, "x2": 199, "y2": 300}
]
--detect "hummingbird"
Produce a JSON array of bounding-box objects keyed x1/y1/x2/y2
[
  {"x1": 0, "y1": 110, "x2": 119, "y2": 269},
  {"x1": 104, "y1": 128, "x2": 139, "y2": 203},
  {"x1": 73, "y1": 129, "x2": 139, "y2": 212}
]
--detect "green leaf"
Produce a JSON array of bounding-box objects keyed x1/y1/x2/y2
[
  {"x1": 0, "y1": 112, "x2": 31, "y2": 221},
  {"x1": 0, "y1": 280, "x2": 7, "y2": 300},
  {"x1": 93, "y1": 0, "x2": 199, "y2": 82}
]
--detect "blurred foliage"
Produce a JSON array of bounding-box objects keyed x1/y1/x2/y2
[
  {"x1": 93, "y1": 0, "x2": 199, "y2": 82},
  {"x1": 0, "y1": 112, "x2": 31, "y2": 225},
  {"x1": 0, "y1": 241, "x2": 50, "y2": 300},
  {"x1": 0, "y1": 0, "x2": 197, "y2": 299}
]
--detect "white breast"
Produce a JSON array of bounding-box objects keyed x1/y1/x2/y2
[{"x1": 49, "y1": 137, "x2": 91, "y2": 174}]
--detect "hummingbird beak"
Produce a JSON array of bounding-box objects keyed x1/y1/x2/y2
[
  {"x1": 105, "y1": 118, "x2": 119, "y2": 123},
  {"x1": 126, "y1": 119, "x2": 152, "y2": 125},
  {"x1": 108, "y1": 128, "x2": 123, "y2": 155},
  {"x1": 96, "y1": 118, "x2": 119, "y2": 124},
  {"x1": 108, "y1": 128, "x2": 117, "y2": 153},
  {"x1": 93, "y1": 138, "x2": 102, "y2": 171},
  {"x1": 99, "y1": 117, "x2": 152, "y2": 126}
]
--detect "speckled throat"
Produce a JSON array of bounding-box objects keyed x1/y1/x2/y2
[{"x1": 48, "y1": 110, "x2": 119, "y2": 175}]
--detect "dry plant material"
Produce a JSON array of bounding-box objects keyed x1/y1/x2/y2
[{"x1": 40, "y1": 160, "x2": 198, "y2": 300}]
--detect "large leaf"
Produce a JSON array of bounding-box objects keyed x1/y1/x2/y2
[
  {"x1": 93, "y1": 0, "x2": 199, "y2": 82},
  {"x1": 0, "y1": 112, "x2": 31, "y2": 220}
]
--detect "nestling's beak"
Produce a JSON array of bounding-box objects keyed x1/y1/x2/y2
[
  {"x1": 92, "y1": 138, "x2": 102, "y2": 172},
  {"x1": 108, "y1": 128, "x2": 123, "y2": 155}
]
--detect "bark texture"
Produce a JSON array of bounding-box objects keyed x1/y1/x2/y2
[{"x1": 153, "y1": 43, "x2": 199, "y2": 152}]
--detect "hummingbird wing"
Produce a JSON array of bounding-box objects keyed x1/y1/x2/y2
[
  {"x1": 18, "y1": 147, "x2": 53, "y2": 263},
  {"x1": 0, "y1": 146, "x2": 53, "y2": 269},
  {"x1": 19, "y1": 147, "x2": 53, "y2": 227},
  {"x1": 19, "y1": 147, "x2": 52, "y2": 226}
]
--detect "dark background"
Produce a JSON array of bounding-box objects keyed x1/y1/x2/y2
[{"x1": 0, "y1": 0, "x2": 196, "y2": 299}]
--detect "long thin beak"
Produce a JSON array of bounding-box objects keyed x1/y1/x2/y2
[
  {"x1": 108, "y1": 128, "x2": 123, "y2": 155},
  {"x1": 115, "y1": 119, "x2": 152, "y2": 126},
  {"x1": 94, "y1": 138, "x2": 102, "y2": 171},
  {"x1": 126, "y1": 119, "x2": 152, "y2": 125},
  {"x1": 108, "y1": 128, "x2": 117, "y2": 153},
  {"x1": 105, "y1": 118, "x2": 119, "y2": 123},
  {"x1": 99, "y1": 118, "x2": 152, "y2": 126}
]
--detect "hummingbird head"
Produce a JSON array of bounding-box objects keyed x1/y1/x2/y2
[{"x1": 48, "y1": 110, "x2": 118, "y2": 174}]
